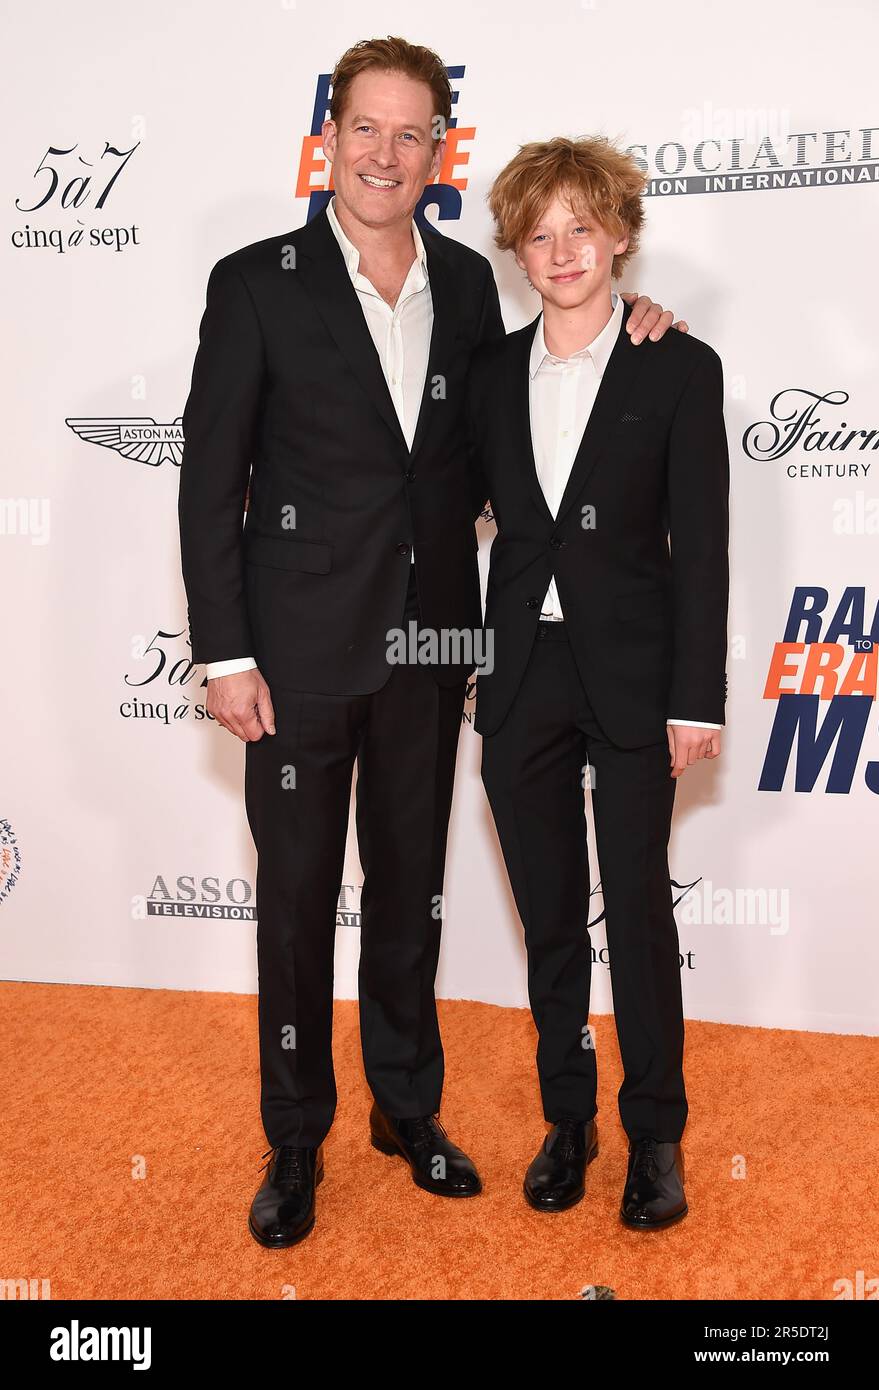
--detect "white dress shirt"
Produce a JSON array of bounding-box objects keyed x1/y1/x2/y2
[
  {"x1": 528, "y1": 291, "x2": 721, "y2": 731},
  {"x1": 204, "y1": 195, "x2": 433, "y2": 680}
]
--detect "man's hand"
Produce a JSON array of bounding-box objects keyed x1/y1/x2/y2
[
  {"x1": 621, "y1": 291, "x2": 689, "y2": 345},
  {"x1": 206, "y1": 668, "x2": 276, "y2": 742},
  {"x1": 667, "y1": 725, "x2": 722, "y2": 778}
]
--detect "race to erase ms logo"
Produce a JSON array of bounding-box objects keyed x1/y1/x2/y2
[
  {"x1": 759, "y1": 587, "x2": 878, "y2": 794},
  {"x1": 295, "y1": 64, "x2": 475, "y2": 226}
]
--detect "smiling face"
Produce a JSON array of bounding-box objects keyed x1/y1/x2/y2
[
  {"x1": 515, "y1": 189, "x2": 628, "y2": 311},
  {"x1": 322, "y1": 68, "x2": 444, "y2": 231}
]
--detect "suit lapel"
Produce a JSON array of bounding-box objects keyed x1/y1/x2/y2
[
  {"x1": 511, "y1": 315, "x2": 556, "y2": 524},
  {"x1": 553, "y1": 299, "x2": 649, "y2": 525},
  {"x1": 296, "y1": 208, "x2": 406, "y2": 451},
  {"x1": 296, "y1": 206, "x2": 457, "y2": 462},
  {"x1": 407, "y1": 222, "x2": 457, "y2": 462}
]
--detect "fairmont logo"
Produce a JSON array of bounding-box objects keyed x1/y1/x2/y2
[
  {"x1": 743, "y1": 390, "x2": 877, "y2": 477},
  {"x1": 49, "y1": 1320, "x2": 151, "y2": 1370}
]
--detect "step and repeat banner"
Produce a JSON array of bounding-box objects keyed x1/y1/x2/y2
[{"x1": 2, "y1": 0, "x2": 877, "y2": 1034}]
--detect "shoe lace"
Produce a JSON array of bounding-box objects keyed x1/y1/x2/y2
[
  {"x1": 554, "y1": 1119, "x2": 583, "y2": 1160},
  {"x1": 404, "y1": 1114, "x2": 444, "y2": 1149},
  {"x1": 632, "y1": 1138, "x2": 659, "y2": 1182},
  {"x1": 259, "y1": 1145, "x2": 307, "y2": 1183}
]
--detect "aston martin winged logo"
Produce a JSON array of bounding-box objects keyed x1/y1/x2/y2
[{"x1": 65, "y1": 417, "x2": 185, "y2": 467}]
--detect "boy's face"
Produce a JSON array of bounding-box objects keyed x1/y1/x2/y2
[
  {"x1": 322, "y1": 69, "x2": 444, "y2": 232},
  {"x1": 515, "y1": 191, "x2": 628, "y2": 311}
]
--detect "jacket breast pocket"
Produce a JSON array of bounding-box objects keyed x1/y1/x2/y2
[
  {"x1": 244, "y1": 534, "x2": 332, "y2": 573},
  {"x1": 609, "y1": 414, "x2": 664, "y2": 452}
]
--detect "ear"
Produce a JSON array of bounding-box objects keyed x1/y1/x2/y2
[
  {"x1": 614, "y1": 233, "x2": 629, "y2": 258},
  {"x1": 428, "y1": 135, "x2": 446, "y2": 181},
  {"x1": 321, "y1": 118, "x2": 336, "y2": 163}
]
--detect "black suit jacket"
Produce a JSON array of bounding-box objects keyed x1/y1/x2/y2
[
  {"x1": 178, "y1": 207, "x2": 505, "y2": 693},
  {"x1": 470, "y1": 300, "x2": 730, "y2": 747}
]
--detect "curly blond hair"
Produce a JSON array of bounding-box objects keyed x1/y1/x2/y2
[{"x1": 488, "y1": 136, "x2": 646, "y2": 278}]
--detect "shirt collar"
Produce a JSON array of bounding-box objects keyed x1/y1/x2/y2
[
  {"x1": 326, "y1": 194, "x2": 428, "y2": 290},
  {"x1": 529, "y1": 290, "x2": 623, "y2": 379}
]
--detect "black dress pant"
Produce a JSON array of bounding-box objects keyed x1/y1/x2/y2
[
  {"x1": 480, "y1": 621, "x2": 687, "y2": 1143},
  {"x1": 244, "y1": 565, "x2": 466, "y2": 1147}
]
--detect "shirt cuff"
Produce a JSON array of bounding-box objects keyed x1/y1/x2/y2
[
  {"x1": 205, "y1": 657, "x2": 258, "y2": 680},
  {"x1": 667, "y1": 718, "x2": 723, "y2": 729}
]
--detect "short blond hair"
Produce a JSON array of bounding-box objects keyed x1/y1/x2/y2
[
  {"x1": 488, "y1": 136, "x2": 646, "y2": 277},
  {"x1": 329, "y1": 36, "x2": 452, "y2": 139}
]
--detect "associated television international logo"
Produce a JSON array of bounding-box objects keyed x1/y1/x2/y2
[
  {"x1": 142, "y1": 875, "x2": 255, "y2": 921},
  {"x1": 759, "y1": 587, "x2": 878, "y2": 793},
  {"x1": 295, "y1": 63, "x2": 475, "y2": 227},
  {"x1": 629, "y1": 119, "x2": 879, "y2": 198},
  {"x1": 138, "y1": 875, "x2": 361, "y2": 926}
]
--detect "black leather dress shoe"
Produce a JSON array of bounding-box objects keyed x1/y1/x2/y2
[
  {"x1": 620, "y1": 1138, "x2": 688, "y2": 1229},
  {"x1": 248, "y1": 1144, "x2": 324, "y2": 1248},
  {"x1": 523, "y1": 1118, "x2": 599, "y2": 1212},
  {"x1": 369, "y1": 1103, "x2": 482, "y2": 1197}
]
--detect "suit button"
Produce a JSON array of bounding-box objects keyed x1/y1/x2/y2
[
  {"x1": 549, "y1": 535, "x2": 565, "y2": 550},
  {"x1": 525, "y1": 597, "x2": 540, "y2": 610},
  {"x1": 396, "y1": 543, "x2": 411, "y2": 557},
  {"x1": 405, "y1": 468, "x2": 416, "y2": 483}
]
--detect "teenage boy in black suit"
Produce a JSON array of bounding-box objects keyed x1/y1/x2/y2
[{"x1": 470, "y1": 137, "x2": 729, "y2": 1229}]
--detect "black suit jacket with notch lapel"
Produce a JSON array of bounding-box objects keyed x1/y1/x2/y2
[
  {"x1": 178, "y1": 206, "x2": 505, "y2": 693},
  {"x1": 469, "y1": 299, "x2": 730, "y2": 748}
]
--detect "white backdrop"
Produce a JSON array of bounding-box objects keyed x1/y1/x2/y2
[{"x1": 2, "y1": 0, "x2": 877, "y2": 1034}]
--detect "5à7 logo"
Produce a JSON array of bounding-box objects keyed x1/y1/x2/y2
[{"x1": 16, "y1": 142, "x2": 139, "y2": 212}]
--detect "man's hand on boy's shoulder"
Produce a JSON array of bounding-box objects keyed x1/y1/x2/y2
[{"x1": 621, "y1": 292, "x2": 690, "y2": 345}]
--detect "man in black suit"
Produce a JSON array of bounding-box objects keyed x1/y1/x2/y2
[
  {"x1": 178, "y1": 39, "x2": 681, "y2": 1247},
  {"x1": 470, "y1": 137, "x2": 729, "y2": 1229}
]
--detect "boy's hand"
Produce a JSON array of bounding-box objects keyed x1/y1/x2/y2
[{"x1": 667, "y1": 724, "x2": 722, "y2": 778}]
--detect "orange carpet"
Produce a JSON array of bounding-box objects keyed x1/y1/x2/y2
[{"x1": 1, "y1": 981, "x2": 875, "y2": 1301}]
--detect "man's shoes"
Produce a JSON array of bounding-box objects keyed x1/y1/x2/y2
[
  {"x1": 369, "y1": 1103, "x2": 482, "y2": 1197},
  {"x1": 248, "y1": 1144, "x2": 324, "y2": 1248},
  {"x1": 620, "y1": 1137, "x2": 688, "y2": 1229},
  {"x1": 523, "y1": 1118, "x2": 599, "y2": 1212}
]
